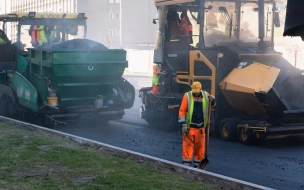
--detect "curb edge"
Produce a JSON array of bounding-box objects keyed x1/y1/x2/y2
[{"x1": 0, "y1": 116, "x2": 274, "y2": 190}]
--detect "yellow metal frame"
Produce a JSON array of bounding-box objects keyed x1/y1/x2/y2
[
  {"x1": 175, "y1": 50, "x2": 216, "y2": 95},
  {"x1": 0, "y1": 12, "x2": 88, "y2": 20},
  {"x1": 238, "y1": 124, "x2": 267, "y2": 132},
  {"x1": 154, "y1": 0, "x2": 195, "y2": 6}
]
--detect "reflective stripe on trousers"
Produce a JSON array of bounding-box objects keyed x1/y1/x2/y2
[{"x1": 182, "y1": 128, "x2": 205, "y2": 164}]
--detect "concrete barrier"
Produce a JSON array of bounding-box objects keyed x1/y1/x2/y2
[{"x1": 0, "y1": 116, "x2": 274, "y2": 190}]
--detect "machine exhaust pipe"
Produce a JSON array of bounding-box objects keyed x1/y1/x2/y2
[
  {"x1": 258, "y1": 0, "x2": 265, "y2": 42},
  {"x1": 258, "y1": 0, "x2": 269, "y2": 50}
]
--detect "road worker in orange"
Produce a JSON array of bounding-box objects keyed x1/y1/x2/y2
[
  {"x1": 0, "y1": 29, "x2": 9, "y2": 44},
  {"x1": 29, "y1": 25, "x2": 48, "y2": 47},
  {"x1": 180, "y1": 10, "x2": 193, "y2": 44},
  {"x1": 180, "y1": 11, "x2": 189, "y2": 40},
  {"x1": 151, "y1": 64, "x2": 161, "y2": 94},
  {"x1": 178, "y1": 81, "x2": 216, "y2": 167},
  {"x1": 166, "y1": 7, "x2": 181, "y2": 42},
  {"x1": 151, "y1": 64, "x2": 166, "y2": 94},
  {"x1": 186, "y1": 13, "x2": 193, "y2": 44}
]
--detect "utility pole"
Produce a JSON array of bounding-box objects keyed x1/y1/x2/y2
[
  {"x1": 119, "y1": 0, "x2": 122, "y2": 48},
  {"x1": 74, "y1": 0, "x2": 77, "y2": 13},
  {"x1": 295, "y1": 50, "x2": 298, "y2": 68},
  {"x1": 4, "y1": 0, "x2": 7, "y2": 33}
]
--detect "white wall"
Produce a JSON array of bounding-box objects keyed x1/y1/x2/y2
[
  {"x1": 125, "y1": 49, "x2": 154, "y2": 74},
  {"x1": 274, "y1": 37, "x2": 304, "y2": 70}
]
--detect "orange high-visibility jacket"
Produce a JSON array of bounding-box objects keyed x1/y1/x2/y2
[
  {"x1": 180, "y1": 17, "x2": 189, "y2": 36},
  {"x1": 187, "y1": 23, "x2": 192, "y2": 32},
  {"x1": 179, "y1": 91, "x2": 216, "y2": 127},
  {"x1": 179, "y1": 91, "x2": 209, "y2": 126},
  {"x1": 152, "y1": 65, "x2": 160, "y2": 94},
  {"x1": 31, "y1": 25, "x2": 41, "y2": 45}
]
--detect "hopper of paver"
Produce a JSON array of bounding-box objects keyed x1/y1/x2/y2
[
  {"x1": 28, "y1": 39, "x2": 135, "y2": 115},
  {"x1": 219, "y1": 59, "x2": 304, "y2": 120}
]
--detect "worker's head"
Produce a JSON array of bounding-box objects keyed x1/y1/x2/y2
[
  {"x1": 66, "y1": 25, "x2": 78, "y2": 35},
  {"x1": 191, "y1": 81, "x2": 202, "y2": 95},
  {"x1": 181, "y1": 11, "x2": 187, "y2": 19}
]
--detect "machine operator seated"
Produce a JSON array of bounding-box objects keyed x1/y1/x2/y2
[
  {"x1": 29, "y1": 24, "x2": 61, "y2": 48},
  {"x1": 0, "y1": 29, "x2": 10, "y2": 45}
]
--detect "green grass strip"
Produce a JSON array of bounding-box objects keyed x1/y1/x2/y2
[{"x1": 0, "y1": 122, "x2": 217, "y2": 190}]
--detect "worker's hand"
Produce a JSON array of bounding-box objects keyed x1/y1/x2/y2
[
  {"x1": 182, "y1": 124, "x2": 189, "y2": 135},
  {"x1": 209, "y1": 95, "x2": 215, "y2": 101},
  {"x1": 209, "y1": 95, "x2": 216, "y2": 109}
]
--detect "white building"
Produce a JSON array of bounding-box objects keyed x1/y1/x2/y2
[
  {"x1": 0, "y1": 0, "x2": 77, "y2": 45},
  {"x1": 0, "y1": 0, "x2": 11, "y2": 34},
  {"x1": 10, "y1": 0, "x2": 77, "y2": 13}
]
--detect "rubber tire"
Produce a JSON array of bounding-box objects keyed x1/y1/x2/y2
[
  {"x1": 0, "y1": 96, "x2": 8, "y2": 116},
  {"x1": 219, "y1": 118, "x2": 239, "y2": 141},
  {"x1": 237, "y1": 127, "x2": 257, "y2": 145}
]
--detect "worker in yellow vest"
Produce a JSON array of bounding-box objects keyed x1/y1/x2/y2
[
  {"x1": 49, "y1": 25, "x2": 60, "y2": 44},
  {"x1": 178, "y1": 81, "x2": 216, "y2": 168},
  {"x1": 0, "y1": 29, "x2": 9, "y2": 44},
  {"x1": 38, "y1": 25, "x2": 48, "y2": 46},
  {"x1": 152, "y1": 64, "x2": 162, "y2": 94},
  {"x1": 30, "y1": 25, "x2": 59, "y2": 47}
]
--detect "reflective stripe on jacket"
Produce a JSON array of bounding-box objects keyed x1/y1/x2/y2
[{"x1": 179, "y1": 90, "x2": 210, "y2": 128}]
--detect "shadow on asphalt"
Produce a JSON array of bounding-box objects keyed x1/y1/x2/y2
[{"x1": 258, "y1": 136, "x2": 304, "y2": 149}]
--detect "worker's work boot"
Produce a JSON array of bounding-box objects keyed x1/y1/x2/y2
[
  {"x1": 194, "y1": 163, "x2": 199, "y2": 168},
  {"x1": 182, "y1": 162, "x2": 191, "y2": 167}
]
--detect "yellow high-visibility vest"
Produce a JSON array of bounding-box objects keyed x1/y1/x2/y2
[
  {"x1": 186, "y1": 90, "x2": 209, "y2": 127},
  {"x1": 0, "y1": 37, "x2": 5, "y2": 43},
  {"x1": 39, "y1": 25, "x2": 48, "y2": 46},
  {"x1": 50, "y1": 26, "x2": 57, "y2": 43}
]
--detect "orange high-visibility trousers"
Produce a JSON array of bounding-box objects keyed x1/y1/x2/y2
[
  {"x1": 151, "y1": 84, "x2": 159, "y2": 94},
  {"x1": 182, "y1": 127, "x2": 205, "y2": 167}
]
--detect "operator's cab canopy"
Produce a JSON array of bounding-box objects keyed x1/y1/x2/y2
[
  {"x1": 154, "y1": 0, "x2": 279, "y2": 49},
  {"x1": 0, "y1": 12, "x2": 88, "y2": 51},
  {"x1": 155, "y1": 0, "x2": 196, "y2": 6},
  {"x1": 0, "y1": 12, "x2": 88, "y2": 25}
]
